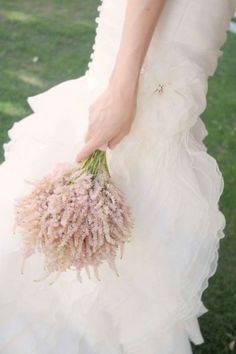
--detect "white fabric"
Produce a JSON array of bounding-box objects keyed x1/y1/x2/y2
[{"x1": 0, "y1": 0, "x2": 235, "y2": 353}]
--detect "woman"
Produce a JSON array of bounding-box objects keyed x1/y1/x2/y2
[{"x1": 0, "y1": 0, "x2": 235, "y2": 353}]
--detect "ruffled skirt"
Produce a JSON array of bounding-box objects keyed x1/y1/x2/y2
[{"x1": 0, "y1": 0, "x2": 235, "y2": 352}]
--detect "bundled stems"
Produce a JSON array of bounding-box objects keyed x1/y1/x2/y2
[{"x1": 80, "y1": 149, "x2": 110, "y2": 177}]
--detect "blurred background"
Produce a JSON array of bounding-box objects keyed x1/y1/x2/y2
[{"x1": 0, "y1": 1, "x2": 235, "y2": 353}]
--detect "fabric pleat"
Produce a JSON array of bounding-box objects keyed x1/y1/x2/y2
[{"x1": 0, "y1": 0, "x2": 235, "y2": 353}]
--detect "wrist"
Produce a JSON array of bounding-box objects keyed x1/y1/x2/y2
[{"x1": 108, "y1": 67, "x2": 140, "y2": 98}]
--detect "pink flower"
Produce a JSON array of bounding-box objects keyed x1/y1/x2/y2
[{"x1": 14, "y1": 150, "x2": 134, "y2": 283}]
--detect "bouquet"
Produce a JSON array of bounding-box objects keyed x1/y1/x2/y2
[{"x1": 14, "y1": 149, "x2": 134, "y2": 284}]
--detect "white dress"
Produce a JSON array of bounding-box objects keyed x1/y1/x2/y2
[{"x1": 0, "y1": 0, "x2": 235, "y2": 353}]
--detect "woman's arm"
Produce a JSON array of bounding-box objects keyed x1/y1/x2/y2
[
  {"x1": 110, "y1": 0, "x2": 165, "y2": 90},
  {"x1": 76, "y1": 0, "x2": 166, "y2": 162}
]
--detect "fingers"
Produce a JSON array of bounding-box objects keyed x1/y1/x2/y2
[
  {"x1": 75, "y1": 137, "x2": 106, "y2": 163},
  {"x1": 84, "y1": 129, "x2": 92, "y2": 143},
  {"x1": 107, "y1": 132, "x2": 126, "y2": 149},
  {"x1": 76, "y1": 112, "x2": 132, "y2": 162}
]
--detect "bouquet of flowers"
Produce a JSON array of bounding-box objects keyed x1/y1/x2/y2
[{"x1": 14, "y1": 149, "x2": 134, "y2": 284}]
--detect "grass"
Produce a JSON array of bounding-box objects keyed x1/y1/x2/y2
[
  {"x1": 0, "y1": 1, "x2": 235, "y2": 353},
  {"x1": 193, "y1": 32, "x2": 236, "y2": 354},
  {"x1": 0, "y1": 0, "x2": 99, "y2": 154}
]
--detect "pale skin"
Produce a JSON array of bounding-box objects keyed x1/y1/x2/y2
[{"x1": 76, "y1": 0, "x2": 166, "y2": 162}]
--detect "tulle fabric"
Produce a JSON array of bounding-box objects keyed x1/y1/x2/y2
[{"x1": 0, "y1": 0, "x2": 235, "y2": 353}]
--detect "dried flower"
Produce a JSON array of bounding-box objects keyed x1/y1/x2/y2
[{"x1": 14, "y1": 150, "x2": 134, "y2": 284}]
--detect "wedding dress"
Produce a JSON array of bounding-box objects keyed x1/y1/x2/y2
[{"x1": 0, "y1": 0, "x2": 235, "y2": 353}]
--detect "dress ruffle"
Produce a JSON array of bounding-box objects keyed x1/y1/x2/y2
[{"x1": 0, "y1": 0, "x2": 235, "y2": 353}]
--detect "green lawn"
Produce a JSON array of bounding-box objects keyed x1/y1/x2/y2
[
  {"x1": 0, "y1": 1, "x2": 236, "y2": 353},
  {"x1": 194, "y1": 31, "x2": 236, "y2": 354},
  {"x1": 0, "y1": 0, "x2": 98, "y2": 154}
]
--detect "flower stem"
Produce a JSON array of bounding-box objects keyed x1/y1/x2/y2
[{"x1": 80, "y1": 149, "x2": 109, "y2": 177}]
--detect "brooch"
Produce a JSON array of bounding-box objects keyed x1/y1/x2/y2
[{"x1": 154, "y1": 83, "x2": 164, "y2": 95}]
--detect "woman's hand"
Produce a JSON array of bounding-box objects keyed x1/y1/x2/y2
[
  {"x1": 75, "y1": 79, "x2": 138, "y2": 162},
  {"x1": 76, "y1": 0, "x2": 166, "y2": 163}
]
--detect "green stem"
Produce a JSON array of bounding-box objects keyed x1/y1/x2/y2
[{"x1": 80, "y1": 149, "x2": 109, "y2": 177}]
